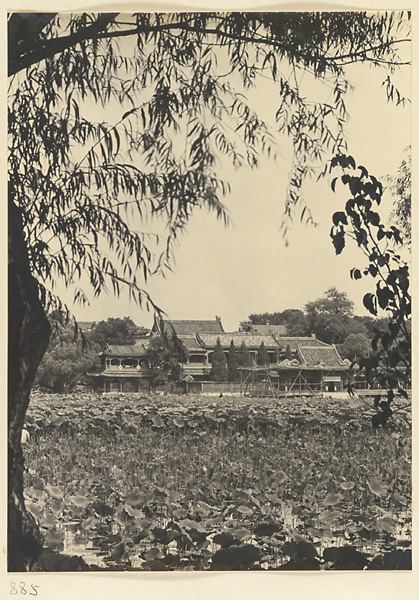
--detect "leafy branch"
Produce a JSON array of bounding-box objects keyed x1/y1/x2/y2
[{"x1": 330, "y1": 155, "x2": 411, "y2": 425}]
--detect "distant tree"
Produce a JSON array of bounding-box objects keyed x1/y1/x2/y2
[
  {"x1": 210, "y1": 338, "x2": 228, "y2": 382},
  {"x1": 352, "y1": 316, "x2": 388, "y2": 339},
  {"x1": 387, "y1": 146, "x2": 411, "y2": 246},
  {"x1": 257, "y1": 342, "x2": 270, "y2": 365},
  {"x1": 336, "y1": 333, "x2": 371, "y2": 363},
  {"x1": 284, "y1": 344, "x2": 293, "y2": 360},
  {"x1": 35, "y1": 339, "x2": 99, "y2": 392},
  {"x1": 90, "y1": 317, "x2": 143, "y2": 348},
  {"x1": 147, "y1": 335, "x2": 182, "y2": 388},
  {"x1": 305, "y1": 288, "x2": 356, "y2": 344},
  {"x1": 279, "y1": 309, "x2": 308, "y2": 336},
  {"x1": 237, "y1": 341, "x2": 253, "y2": 368},
  {"x1": 248, "y1": 312, "x2": 283, "y2": 325},
  {"x1": 227, "y1": 340, "x2": 240, "y2": 382},
  {"x1": 35, "y1": 314, "x2": 100, "y2": 392},
  {"x1": 306, "y1": 287, "x2": 354, "y2": 317}
]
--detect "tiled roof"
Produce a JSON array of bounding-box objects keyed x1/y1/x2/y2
[
  {"x1": 199, "y1": 332, "x2": 280, "y2": 349},
  {"x1": 278, "y1": 358, "x2": 302, "y2": 368},
  {"x1": 251, "y1": 324, "x2": 287, "y2": 336},
  {"x1": 275, "y1": 336, "x2": 326, "y2": 351},
  {"x1": 178, "y1": 336, "x2": 206, "y2": 351},
  {"x1": 101, "y1": 344, "x2": 149, "y2": 357},
  {"x1": 297, "y1": 345, "x2": 346, "y2": 369},
  {"x1": 164, "y1": 319, "x2": 224, "y2": 336}
]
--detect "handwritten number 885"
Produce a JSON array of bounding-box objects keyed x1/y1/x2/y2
[{"x1": 10, "y1": 582, "x2": 39, "y2": 596}]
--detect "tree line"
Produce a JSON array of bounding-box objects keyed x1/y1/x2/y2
[
  {"x1": 36, "y1": 286, "x2": 390, "y2": 390},
  {"x1": 34, "y1": 315, "x2": 141, "y2": 392},
  {"x1": 248, "y1": 287, "x2": 390, "y2": 362},
  {"x1": 34, "y1": 315, "x2": 283, "y2": 389},
  {"x1": 208, "y1": 338, "x2": 288, "y2": 383}
]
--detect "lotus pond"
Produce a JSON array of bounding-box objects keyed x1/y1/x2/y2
[{"x1": 23, "y1": 391, "x2": 412, "y2": 571}]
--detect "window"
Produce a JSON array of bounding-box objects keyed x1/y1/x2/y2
[
  {"x1": 189, "y1": 355, "x2": 206, "y2": 363},
  {"x1": 122, "y1": 358, "x2": 138, "y2": 367}
]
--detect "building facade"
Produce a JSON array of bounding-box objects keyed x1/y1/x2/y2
[
  {"x1": 90, "y1": 342, "x2": 151, "y2": 392},
  {"x1": 240, "y1": 344, "x2": 351, "y2": 395},
  {"x1": 90, "y1": 316, "x2": 352, "y2": 393}
]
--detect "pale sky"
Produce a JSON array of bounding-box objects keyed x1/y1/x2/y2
[{"x1": 50, "y1": 15, "x2": 411, "y2": 333}]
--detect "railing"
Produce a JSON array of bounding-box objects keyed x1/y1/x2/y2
[
  {"x1": 244, "y1": 381, "x2": 327, "y2": 395},
  {"x1": 105, "y1": 365, "x2": 150, "y2": 372},
  {"x1": 352, "y1": 381, "x2": 411, "y2": 391},
  {"x1": 183, "y1": 364, "x2": 211, "y2": 375}
]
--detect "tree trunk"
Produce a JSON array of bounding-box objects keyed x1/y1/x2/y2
[{"x1": 8, "y1": 195, "x2": 51, "y2": 571}]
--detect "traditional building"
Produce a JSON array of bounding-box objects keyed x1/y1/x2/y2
[
  {"x1": 90, "y1": 342, "x2": 151, "y2": 392},
  {"x1": 153, "y1": 318, "x2": 225, "y2": 381},
  {"x1": 240, "y1": 343, "x2": 351, "y2": 395},
  {"x1": 90, "y1": 316, "x2": 351, "y2": 394}
]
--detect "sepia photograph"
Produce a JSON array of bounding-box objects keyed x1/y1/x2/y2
[{"x1": 6, "y1": 6, "x2": 412, "y2": 584}]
